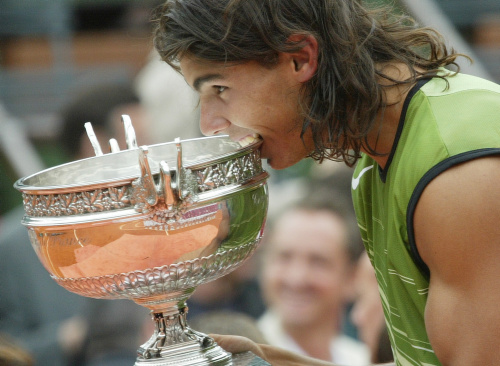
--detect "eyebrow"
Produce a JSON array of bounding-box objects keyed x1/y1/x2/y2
[{"x1": 193, "y1": 73, "x2": 225, "y2": 92}]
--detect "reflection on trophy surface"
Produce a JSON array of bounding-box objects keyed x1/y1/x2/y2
[{"x1": 14, "y1": 116, "x2": 270, "y2": 366}]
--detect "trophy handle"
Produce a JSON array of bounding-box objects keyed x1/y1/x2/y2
[
  {"x1": 122, "y1": 114, "x2": 139, "y2": 150},
  {"x1": 131, "y1": 137, "x2": 198, "y2": 222},
  {"x1": 84, "y1": 122, "x2": 104, "y2": 156},
  {"x1": 131, "y1": 146, "x2": 159, "y2": 213},
  {"x1": 159, "y1": 161, "x2": 180, "y2": 209}
]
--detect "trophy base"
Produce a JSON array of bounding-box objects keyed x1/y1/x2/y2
[
  {"x1": 135, "y1": 351, "x2": 269, "y2": 366},
  {"x1": 134, "y1": 310, "x2": 270, "y2": 366},
  {"x1": 132, "y1": 305, "x2": 271, "y2": 366}
]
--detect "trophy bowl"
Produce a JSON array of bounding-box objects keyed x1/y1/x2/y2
[{"x1": 14, "y1": 118, "x2": 269, "y2": 366}]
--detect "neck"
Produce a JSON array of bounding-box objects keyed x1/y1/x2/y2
[
  {"x1": 363, "y1": 63, "x2": 419, "y2": 169},
  {"x1": 284, "y1": 319, "x2": 340, "y2": 361}
]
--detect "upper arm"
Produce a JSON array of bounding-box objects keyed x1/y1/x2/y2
[{"x1": 414, "y1": 156, "x2": 500, "y2": 365}]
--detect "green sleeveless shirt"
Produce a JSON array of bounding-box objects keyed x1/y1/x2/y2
[{"x1": 352, "y1": 71, "x2": 500, "y2": 365}]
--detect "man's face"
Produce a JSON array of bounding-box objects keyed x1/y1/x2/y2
[
  {"x1": 261, "y1": 209, "x2": 353, "y2": 329},
  {"x1": 180, "y1": 56, "x2": 315, "y2": 170}
]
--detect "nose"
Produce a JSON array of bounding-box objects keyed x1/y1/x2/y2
[
  {"x1": 199, "y1": 100, "x2": 231, "y2": 136},
  {"x1": 281, "y1": 260, "x2": 311, "y2": 290}
]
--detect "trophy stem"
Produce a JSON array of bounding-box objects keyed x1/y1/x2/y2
[{"x1": 135, "y1": 306, "x2": 232, "y2": 366}]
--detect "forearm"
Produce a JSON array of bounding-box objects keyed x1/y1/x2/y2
[
  {"x1": 259, "y1": 344, "x2": 333, "y2": 366},
  {"x1": 211, "y1": 334, "x2": 395, "y2": 366},
  {"x1": 260, "y1": 344, "x2": 395, "y2": 366}
]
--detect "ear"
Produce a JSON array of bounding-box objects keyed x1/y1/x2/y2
[
  {"x1": 343, "y1": 269, "x2": 357, "y2": 303},
  {"x1": 287, "y1": 34, "x2": 318, "y2": 83}
]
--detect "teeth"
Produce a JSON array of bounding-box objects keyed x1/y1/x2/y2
[{"x1": 238, "y1": 134, "x2": 260, "y2": 147}]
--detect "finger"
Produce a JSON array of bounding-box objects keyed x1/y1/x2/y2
[{"x1": 210, "y1": 334, "x2": 259, "y2": 355}]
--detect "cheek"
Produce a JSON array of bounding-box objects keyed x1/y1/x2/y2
[
  {"x1": 262, "y1": 265, "x2": 283, "y2": 293},
  {"x1": 261, "y1": 269, "x2": 287, "y2": 307},
  {"x1": 222, "y1": 98, "x2": 258, "y2": 130},
  {"x1": 317, "y1": 267, "x2": 349, "y2": 290},
  {"x1": 302, "y1": 269, "x2": 341, "y2": 298},
  {"x1": 245, "y1": 88, "x2": 301, "y2": 130}
]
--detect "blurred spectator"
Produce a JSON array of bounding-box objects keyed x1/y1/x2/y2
[
  {"x1": 0, "y1": 103, "x2": 46, "y2": 216},
  {"x1": 134, "y1": 50, "x2": 202, "y2": 144},
  {"x1": 306, "y1": 164, "x2": 363, "y2": 340},
  {"x1": 0, "y1": 332, "x2": 33, "y2": 366},
  {"x1": 265, "y1": 162, "x2": 361, "y2": 341},
  {"x1": 59, "y1": 82, "x2": 150, "y2": 158},
  {"x1": 257, "y1": 197, "x2": 369, "y2": 364},
  {"x1": 0, "y1": 81, "x2": 151, "y2": 366},
  {"x1": 351, "y1": 252, "x2": 394, "y2": 364},
  {"x1": 188, "y1": 311, "x2": 267, "y2": 344},
  {"x1": 83, "y1": 300, "x2": 149, "y2": 366},
  {"x1": 472, "y1": 13, "x2": 500, "y2": 83},
  {"x1": 474, "y1": 14, "x2": 500, "y2": 48}
]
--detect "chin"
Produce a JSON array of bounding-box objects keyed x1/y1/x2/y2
[
  {"x1": 266, "y1": 158, "x2": 285, "y2": 170},
  {"x1": 266, "y1": 157, "x2": 304, "y2": 170},
  {"x1": 280, "y1": 305, "x2": 315, "y2": 319},
  {"x1": 282, "y1": 314, "x2": 315, "y2": 328}
]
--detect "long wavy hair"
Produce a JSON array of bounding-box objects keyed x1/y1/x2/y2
[{"x1": 152, "y1": 0, "x2": 465, "y2": 166}]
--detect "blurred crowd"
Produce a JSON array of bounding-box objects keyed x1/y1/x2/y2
[{"x1": 1, "y1": 1, "x2": 499, "y2": 365}]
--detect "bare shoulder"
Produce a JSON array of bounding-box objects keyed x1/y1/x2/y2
[
  {"x1": 415, "y1": 155, "x2": 500, "y2": 276},
  {"x1": 413, "y1": 155, "x2": 500, "y2": 365}
]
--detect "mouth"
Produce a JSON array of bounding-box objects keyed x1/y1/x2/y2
[
  {"x1": 278, "y1": 295, "x2": 317, "y2": 314},
  {"x1": 237, "y1": 133, "x2": 261, "y2": 148}
]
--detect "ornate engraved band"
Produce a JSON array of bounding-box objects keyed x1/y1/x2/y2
[
  {"x1": 194, "y1": 148, "x2": 263, "y2": 192},
  {"x1": 22, "y1": 149, "x2": 263, "y2": 218},
  {"x1": 52, "y1": 239, "x2": 259, "y2": 300},
  {"x1": 22, "y1": 185, "x2": 131, "y2": 218}
]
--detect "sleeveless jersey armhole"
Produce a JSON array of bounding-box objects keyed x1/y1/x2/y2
[{"x1": 406, "y1": 148, "x2": 500, "y2": 277}]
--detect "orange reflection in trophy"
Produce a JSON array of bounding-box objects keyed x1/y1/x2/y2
[{"x1": 31, "y1": 203, "x2": 228, "y2": 279}]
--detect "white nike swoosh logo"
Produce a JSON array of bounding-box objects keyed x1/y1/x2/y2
[{"x1": 352, "y1": 165, "x2": 374, "y2": 190}]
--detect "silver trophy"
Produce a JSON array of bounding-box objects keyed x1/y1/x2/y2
[{"x1": 14, "y1": 116, "x2": 270, "y2": 366}]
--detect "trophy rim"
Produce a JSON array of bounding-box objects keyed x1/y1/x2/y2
[
  {"x1": 14, "y1": 134, "x2": 266, "y2": 225},
  {"x1": 14, "y1": 135, "x2": 260, "y2": 194},
  {"x1": 20, "y1": 172, "x2": 269, "y2": 227}
]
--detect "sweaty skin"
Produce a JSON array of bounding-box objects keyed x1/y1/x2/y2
[{"x1": 415, "y1": 156, "x2": 500, "y2": 365}]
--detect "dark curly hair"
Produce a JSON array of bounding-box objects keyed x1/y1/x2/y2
[{"x1": 152, "y1": 0, "x2": 466, "y2": 166}]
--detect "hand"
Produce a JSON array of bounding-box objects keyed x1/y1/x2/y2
[
  {"x1": 210, "y1": 334, "x2": 267, "y2": 360},
  {"x1": 210, "y1": 334, "x2": 339, "y2": 366}
]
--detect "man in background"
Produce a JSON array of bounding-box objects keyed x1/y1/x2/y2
[{"x1": 257, "y1": 197, "x2": 369, "y2": 365}]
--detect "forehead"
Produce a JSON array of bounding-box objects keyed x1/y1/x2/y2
[
  {"x1": 180, "y1": 56, "x2": 233, "y2": 80},
  {"x1": 180, "y1": 55, "x2": 220, "y2": 72},
  {"x1": 179, "y1": 56, "x2": 273, "y2": 88},
  {"x1": 268, "y1": 209, "x2": 348, "y2": 255}
]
